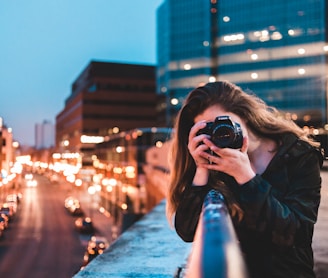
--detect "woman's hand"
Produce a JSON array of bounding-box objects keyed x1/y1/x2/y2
[
  {"x1": 203, "y1": 136, "x2": 256, "y2": 185},
  {"x1": 188, "y1": 121, "x2": 211, "y2": 167},
  {"x1": 188, "y1": 121, "x2": 212, "y2": 185}
]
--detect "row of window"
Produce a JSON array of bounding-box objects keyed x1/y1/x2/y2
[{"x1": 87, "y1": 83, "x2": 155, "y2": 93}]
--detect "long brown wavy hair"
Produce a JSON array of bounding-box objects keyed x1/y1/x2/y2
[{"x1": 166, "y1": 80, "x2": 318, "y2": 224}]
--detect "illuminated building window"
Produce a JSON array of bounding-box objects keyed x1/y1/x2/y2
[
  {"x1": 251, "y1": 53, "x2": 258, "y2": 60},
  {"x1": 271, "y1": 31, "x2": 282, "y2": 40},
  {"x1": 171, "y1": 98, "x2": 179, "y2": 105},
  {"x1": 183, "y1": 64, "x2": 191, "y2": 70},
  {"x1": 203, "y1": 41, "x2": 210, "y2": 47},
  {"x1": 209, "y1": 76, "x2": 216, "y2": 82}
]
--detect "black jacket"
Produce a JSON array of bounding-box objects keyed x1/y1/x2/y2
[{"x1": 175, "y1": 133, "x2": 323, "y2": 278}]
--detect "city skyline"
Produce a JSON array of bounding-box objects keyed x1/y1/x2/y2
[{"x1": 0, "y1": 0, "x2": 163, "y2": 146}]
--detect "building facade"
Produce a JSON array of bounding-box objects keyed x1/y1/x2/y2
[
  {"x1": 35, "y1": 120, "x2": 55, "y2": 150},
  {"x1": 0, "y1": 118, "x2": 13, "y2": 177},
  {"x1": 56, "y1": 61, "x2": 159, "y2": 165},
  {"x1": 157, "y1": 0, "x2": 328, "y2": 129}
]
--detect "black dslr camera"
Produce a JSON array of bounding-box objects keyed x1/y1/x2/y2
[{"x1": 197, "y1": 116, "x2": 243, "y2": 149}]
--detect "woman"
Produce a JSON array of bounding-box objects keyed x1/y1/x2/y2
[{"x1": 167, "y1": 81, "x2": 323, "y2": 277}]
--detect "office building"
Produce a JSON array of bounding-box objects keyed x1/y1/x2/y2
[
  {"x1": 55, "y1": 61, "x2": 158, "y2": 165},
  {"x1": 35, "y1": 120, "x2": 55, "y2": 149},
  {"x1": 157, "y1": 0, "x2": 327, "y2": 128}
]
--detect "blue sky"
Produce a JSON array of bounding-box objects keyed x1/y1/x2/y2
[{"x1": 0, "y1": 0, "x2": 163, "y2": 146}]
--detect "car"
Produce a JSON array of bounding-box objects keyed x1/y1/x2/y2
[
  {"x1": 70, "y1": 206, "x2": 85, "y2": 217},
  {"x1": 0, "y1": 204, "x2": 15, "y2": 221},
  {"x1": 49, "y1": 174, "x2": 59, "y2": 183},
  {"x1": 65, "y1": 196, "x2": 74, "y2": 208},
  {"x1": 6, "y1": 194, "x2": 20, "y2": 203},
  {"x1": 75, "y1": 217, "x2": 95, "y2": 234},
  {"x1": 26, "y1": 179, "x2": 37, "y2": 187},
  {"x1": 24, "y1": 173, "x2": 33, "y2": 180},
  {"x1": 65, "y1": 196, "x2": 79, "y2": 210},
  {"x1": 64, "y1": 197, "x2": 84, "y2": 216},
  {"x1": 24, "y1": 173, "x2": 37, "y2": 187},
  {"x1": 83, "y1": 236, "x2": 110, "y2": 266},
  {"x1": 5, "y1": 201, "x2": 17, "y2": 214},
  {"x1": 0, "y1": 218, "x2": 6, "y2": 232},
  {"x1": 87, "y1": 236, "x2": 109, "y2": 254},
  {"x1": 0, "y1": 214, "x2": 9, "y2": 229}
]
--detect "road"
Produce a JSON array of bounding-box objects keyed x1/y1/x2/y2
[{"x1": 0, "y1": 174, "x2": 86, "y2": 278}]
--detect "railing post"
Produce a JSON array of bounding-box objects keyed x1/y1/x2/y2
[{"x1": 185, "y1": 189, "x2": 248, "y2": 278}]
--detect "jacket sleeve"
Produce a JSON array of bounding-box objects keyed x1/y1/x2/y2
[
  {"x1": 237, "y1": 149, "x2": 322, "y2": 246},
  {"x1": 174, "y1": 184, "x2": 211, "y2": 242}
]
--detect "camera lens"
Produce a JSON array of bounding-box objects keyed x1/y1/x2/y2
[{"x1": 211, "y1": 124, "x2": 236, "y2": 148}]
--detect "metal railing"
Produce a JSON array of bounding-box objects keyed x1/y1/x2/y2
[{"x1": 178, "y1": 189, "x2": 248, "y2": 278}]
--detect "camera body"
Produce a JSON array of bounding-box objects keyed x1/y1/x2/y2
[{"x1": 197, "y1": 116, "x2": 243, "y2": 149}]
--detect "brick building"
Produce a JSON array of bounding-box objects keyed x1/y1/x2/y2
[{"x1": 56, "y1": 61, "x2": 160, "y2": 164}]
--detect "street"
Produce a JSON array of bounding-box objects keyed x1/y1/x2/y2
[{"x1": 0, "y1": 174, "x2": 86, "y2": 278}]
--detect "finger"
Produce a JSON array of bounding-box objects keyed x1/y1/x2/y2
[
  {"x1": 207, "y1": 155, "x2": 211, "y2": 164},
  {"x1": 203, "y1": 138, "x2": 218, "y2": 150},
  {"x1": 203, "y1": 138, "x2": 224, "y2": 156},
  {"x1": 188, "y1": 135, "x2": 209, "y2": 155},
  {"x1": 189, "y1": 121, "x2": 207, "y2": 140},
  {"x1": 208, "y1": 154, "x2": 217, "y2": 165},
  {"x1": 206, "y1": 153, "x2": 217, "y2": 165}
]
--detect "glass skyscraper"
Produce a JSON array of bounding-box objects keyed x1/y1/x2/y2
[{"x1": 157, "y1": 0, "x2": 328, "y2": 130}]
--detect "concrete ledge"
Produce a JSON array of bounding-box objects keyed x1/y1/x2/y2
[{"x1": 74, "y1": 200, "x2": 191, "y2": 278}]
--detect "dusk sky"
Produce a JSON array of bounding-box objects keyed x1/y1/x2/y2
[{"x1": 0, "y1": 0, "x2": 163, "y2": 146}]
